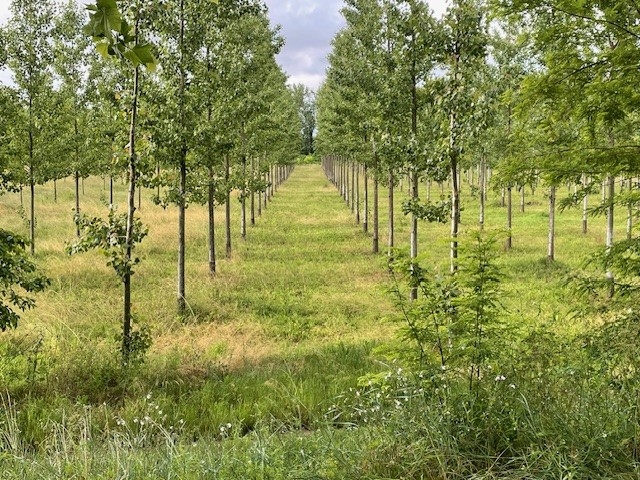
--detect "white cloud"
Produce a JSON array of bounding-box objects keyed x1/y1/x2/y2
[{"x1": 286, "y1": 72, "x2": 325, "y2": 91}]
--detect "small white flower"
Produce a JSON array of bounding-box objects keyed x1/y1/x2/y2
[
  {"x1": 495, "y1": 375, "x2": 506, "y2": 382},
  {"x1": 509, "y1": 384, "x2": 516, "y2": 389}
]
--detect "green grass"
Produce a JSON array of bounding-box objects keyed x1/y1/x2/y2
[{"x1": 0, "y1": 165, "x2": 637, "y2": 478}]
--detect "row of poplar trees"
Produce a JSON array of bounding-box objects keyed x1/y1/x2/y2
[
  {"x1": 0, "y1": 0, "x2": 302, "y2": 352},
  {"x1": 317, "y1": 0, "x2": 640, "y2": 296}
]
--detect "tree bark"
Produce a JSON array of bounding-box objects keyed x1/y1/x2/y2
[
  {"x1": 75, "y1": 171, "x2": 80, "y2": 236},
  {"x1": 582, "y1": 174, "x2": 588, "y2": 234},
  {"x1": 250, "y1": 157, "x2": 256, "y2": 226},
  {"x1": 627, "y1": 178, "x2": 633, "y2": 241},
  {"x1": 208, "y1": 166, "x2": 216, "y2": 276},
  {"x1": 388, "y1": 170, "x2": 394, "y2": 257},
  {"x1": 410, "y1": 168, "x2": 419, "y2": 301},
  {"x1": 123, "y1": 63, "x2": 140, "y2": 362},
  {"x1": 479, "y1": 155, "x2": 485, "y2": 230},
  {"x1": 373, "y1": 157, "x2": 379, "y2": 254},
  {"x1": 355, "y1": 163, "x2": 360, "y2": 225},
  {"x1": 241, "y1": 155, "x2": 247, "y2": 240},
  {"x1": 547, "y1": 185, "x2": 556, "y2": 262},
  {"x1": 177, "y1": 0, "x2": 187, "y2": 315},
  {"x1": 363, "y1": 164, "x2": 369, "y2": 234},
  {"x1": 606, "y1": 175, "x2": 615, "y2": 297},
  {"x1": 225, "y1": 153, "x2": 232, "y2": 259},
  {"x1": 506, "y1": 186, "x2": 513, "y2": 250}
]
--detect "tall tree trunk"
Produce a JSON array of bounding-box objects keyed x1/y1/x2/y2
[
  {"x1": 351, "y1": 162, "x2": 355, "y2": 213},
  {"x1": 627, "y1": 178, "x2": 633, "y2": 241},
  {"x1": 208, "y1": 166, "x2": 216, "y2": 276},
  {"x1": 110, "y1": 176, "x2": 114, "y2": 205},
  {"x1": 450, "y1": 156, "x2": 460, "y2": 273},
  {"x1": 123, "y1": 63, "x2": 140, "y2": 363},
  {"x1": 388, "y1": 170, "x2": 394, "y2": 257},
  {"x1": 356, "y1": 163, "x2": 360, "y2": 225},
  {"x1": 29, "y1": 169, "x2": 35, "y2": 256},
  {"x1": 547, "y1": 185, "x2": 556, "y2": 262},
  {"x1": 177, "y1": 0, "x2": 187, "y2": 316},
  {"x1": 251, "y1": 158, "x2": 256, "y2": 226},
  {"x1": 53, "y1": 179, "x2": 57, "y2": 203},
  {"x1": 582, "y1": 174, "x2": 588, "y2": 234},
  {"x1": 606, "y1": 174, "x2": 615, "y2": 297},
  {"x1": 410, "y1": 169, "x2": 419, "y2": 301},
  {"x1": 75, "y1": 171, "x2": 80, "y2": 236},
  {"x1": 410, "y1": 53, "x2": 419, "y2": 298},
  {"x1": 506, "y1": 186, "x2": 513, "y2": 250},
  {"x1": 241, "y1": 156, "x2": 247, "y2": 240},
  {"x1": 225, "y1": 153, "x2": 232, "y2": 259},
  {"x1": 479, "y1": 155, "x2": 485, "y2": 230},
  {"x1": 373, "y1": 156, "x2": 379, "y2": 254},
  {"x1": 257, "y1": 158, "x2": 262, "y2": 218},
  {"x1": 28, "y1": 94, "x2": 35, "y2": 256},
  {"x1": 177, "y1": 149, "x2": 186, "y2": 314},
  {"x1": 364, "y1": 164, "x2": 369, "y2": 234}
]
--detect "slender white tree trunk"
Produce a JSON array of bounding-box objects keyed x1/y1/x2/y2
[{"x1": 547, "y1": 185, "x2": 556, "y2": 262}]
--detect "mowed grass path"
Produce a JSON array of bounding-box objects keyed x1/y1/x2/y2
[
  {"x1": 159, "y1": 163, "x2": 396, "y2": 363},
  {"x1": 0, "y1": 165, "x2": 397, "y2": 432}
]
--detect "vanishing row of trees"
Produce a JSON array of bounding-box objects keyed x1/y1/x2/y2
[
  {"x1": 0, "y1": 0, "x2": 301, "y2": 357},
  {"x1": 317, "y1": 0, "x2": 640, "y2": 297}
]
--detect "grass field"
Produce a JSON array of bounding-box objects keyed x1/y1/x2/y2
[{"x1": 0, "y1": 164, "x2": 636, "y2": 478}]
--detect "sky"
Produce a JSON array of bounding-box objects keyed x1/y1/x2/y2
[{"x1": 0, "y1": 0, "x2": 449, "y2": 91}]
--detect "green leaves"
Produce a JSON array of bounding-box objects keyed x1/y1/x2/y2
[
  {"x1": 83, "y1": 1, "x2": 158, "y2": 71},
  {"x1": 0, "y1": 229, "x2": 49, "y2": 331},
  {"x1": 84, "y1": 0, "x2": 122, "y2": 42},
  {"x1": 124, "y1": 43, "x2": 157, "y2": 72},
  {"x1": 67, "y1": 207, "x2": 149, "y2": 281}
]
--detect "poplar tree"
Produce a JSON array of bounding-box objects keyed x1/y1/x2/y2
[
  {"x1": 2, "y1": 0, "x2": 56, "y2": 255},
  {"x1": 438, "y1": 0, "x2": 488, "y2": 272}
]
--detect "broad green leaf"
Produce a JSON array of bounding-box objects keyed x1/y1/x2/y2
[
  {"x1": 96, "y1": 41, "x2": 110, "y2": 59},
  {"x1": 131, "y1": 43, "x2": 157, "y2": 70},
  {"x1": 123, "y1": 49, "x2": 140, "y2": 66}
]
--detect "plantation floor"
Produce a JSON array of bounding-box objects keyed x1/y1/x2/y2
[
  {"x1": 150, "y1": 163, "x2": 397, "y2": 366},
  {"x1": 0, "y1": 164, "x2": 399, "y2": 434}
]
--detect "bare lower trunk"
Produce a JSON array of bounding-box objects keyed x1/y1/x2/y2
[
  {"x1": 75, "y1": 171, "x2": 80, "y2": 236},
  {"x1": 606, "y1": 175, "x2": 615, "y2": 297},
  {"x1": 29, "y1": 173, "x2": 35, "y2": 256},
  {"x1": 208, "y1": 166, "x2": 216, "y2": 276},
  {"x1": 250, "y1": 158, "x2": 256, "y2": 225},
  {"x1": 388, "y1": 170, "x2": 394, "y2": 257},
  {"x1": 123, "y1": 64, "x2": 140, "y2": 363},
  {"x1": 547, "y1": 185, "x2": 556, "y2": 262},
  {"x1": 177, "y1": 150, "x2": 187, "y2": 315},
  {"x1": 582, "y1": 174, "x2": 588, "y2": 234},
  {"x1": 364, "y1": 164, "x2": 369, "y2": 234},
  {"x1": 373, "y1": 161, "x2": 379, "y2": 254},
  {"x1": 356, "y1": 163, "x2": 360, "y2": 225},
  {"x1": 241, "y1": 156, "x2": 247, "y2": 240},
  {"x1": 451, "y1": 159, "x2": 459, "y2": 273},
  {"x1": 479, "y1": 156, "x2": 485, "y2": 230},
  {"x1": 410, "y1": 169, "x2": 419, "y2": 301},
  {"x1": 225, "y1": 154, "x2": 232, "y2": 259},
  {"x1": 506, "y1": 186, "x2": 513, "y2": 250},
  {"x1": 627, "y1": 178, "x2": 633, "y2": 241}
]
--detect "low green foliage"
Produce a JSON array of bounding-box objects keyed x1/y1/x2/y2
[{"x1": 0, "y1": 230, "x2": 49, "y2": 331}]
